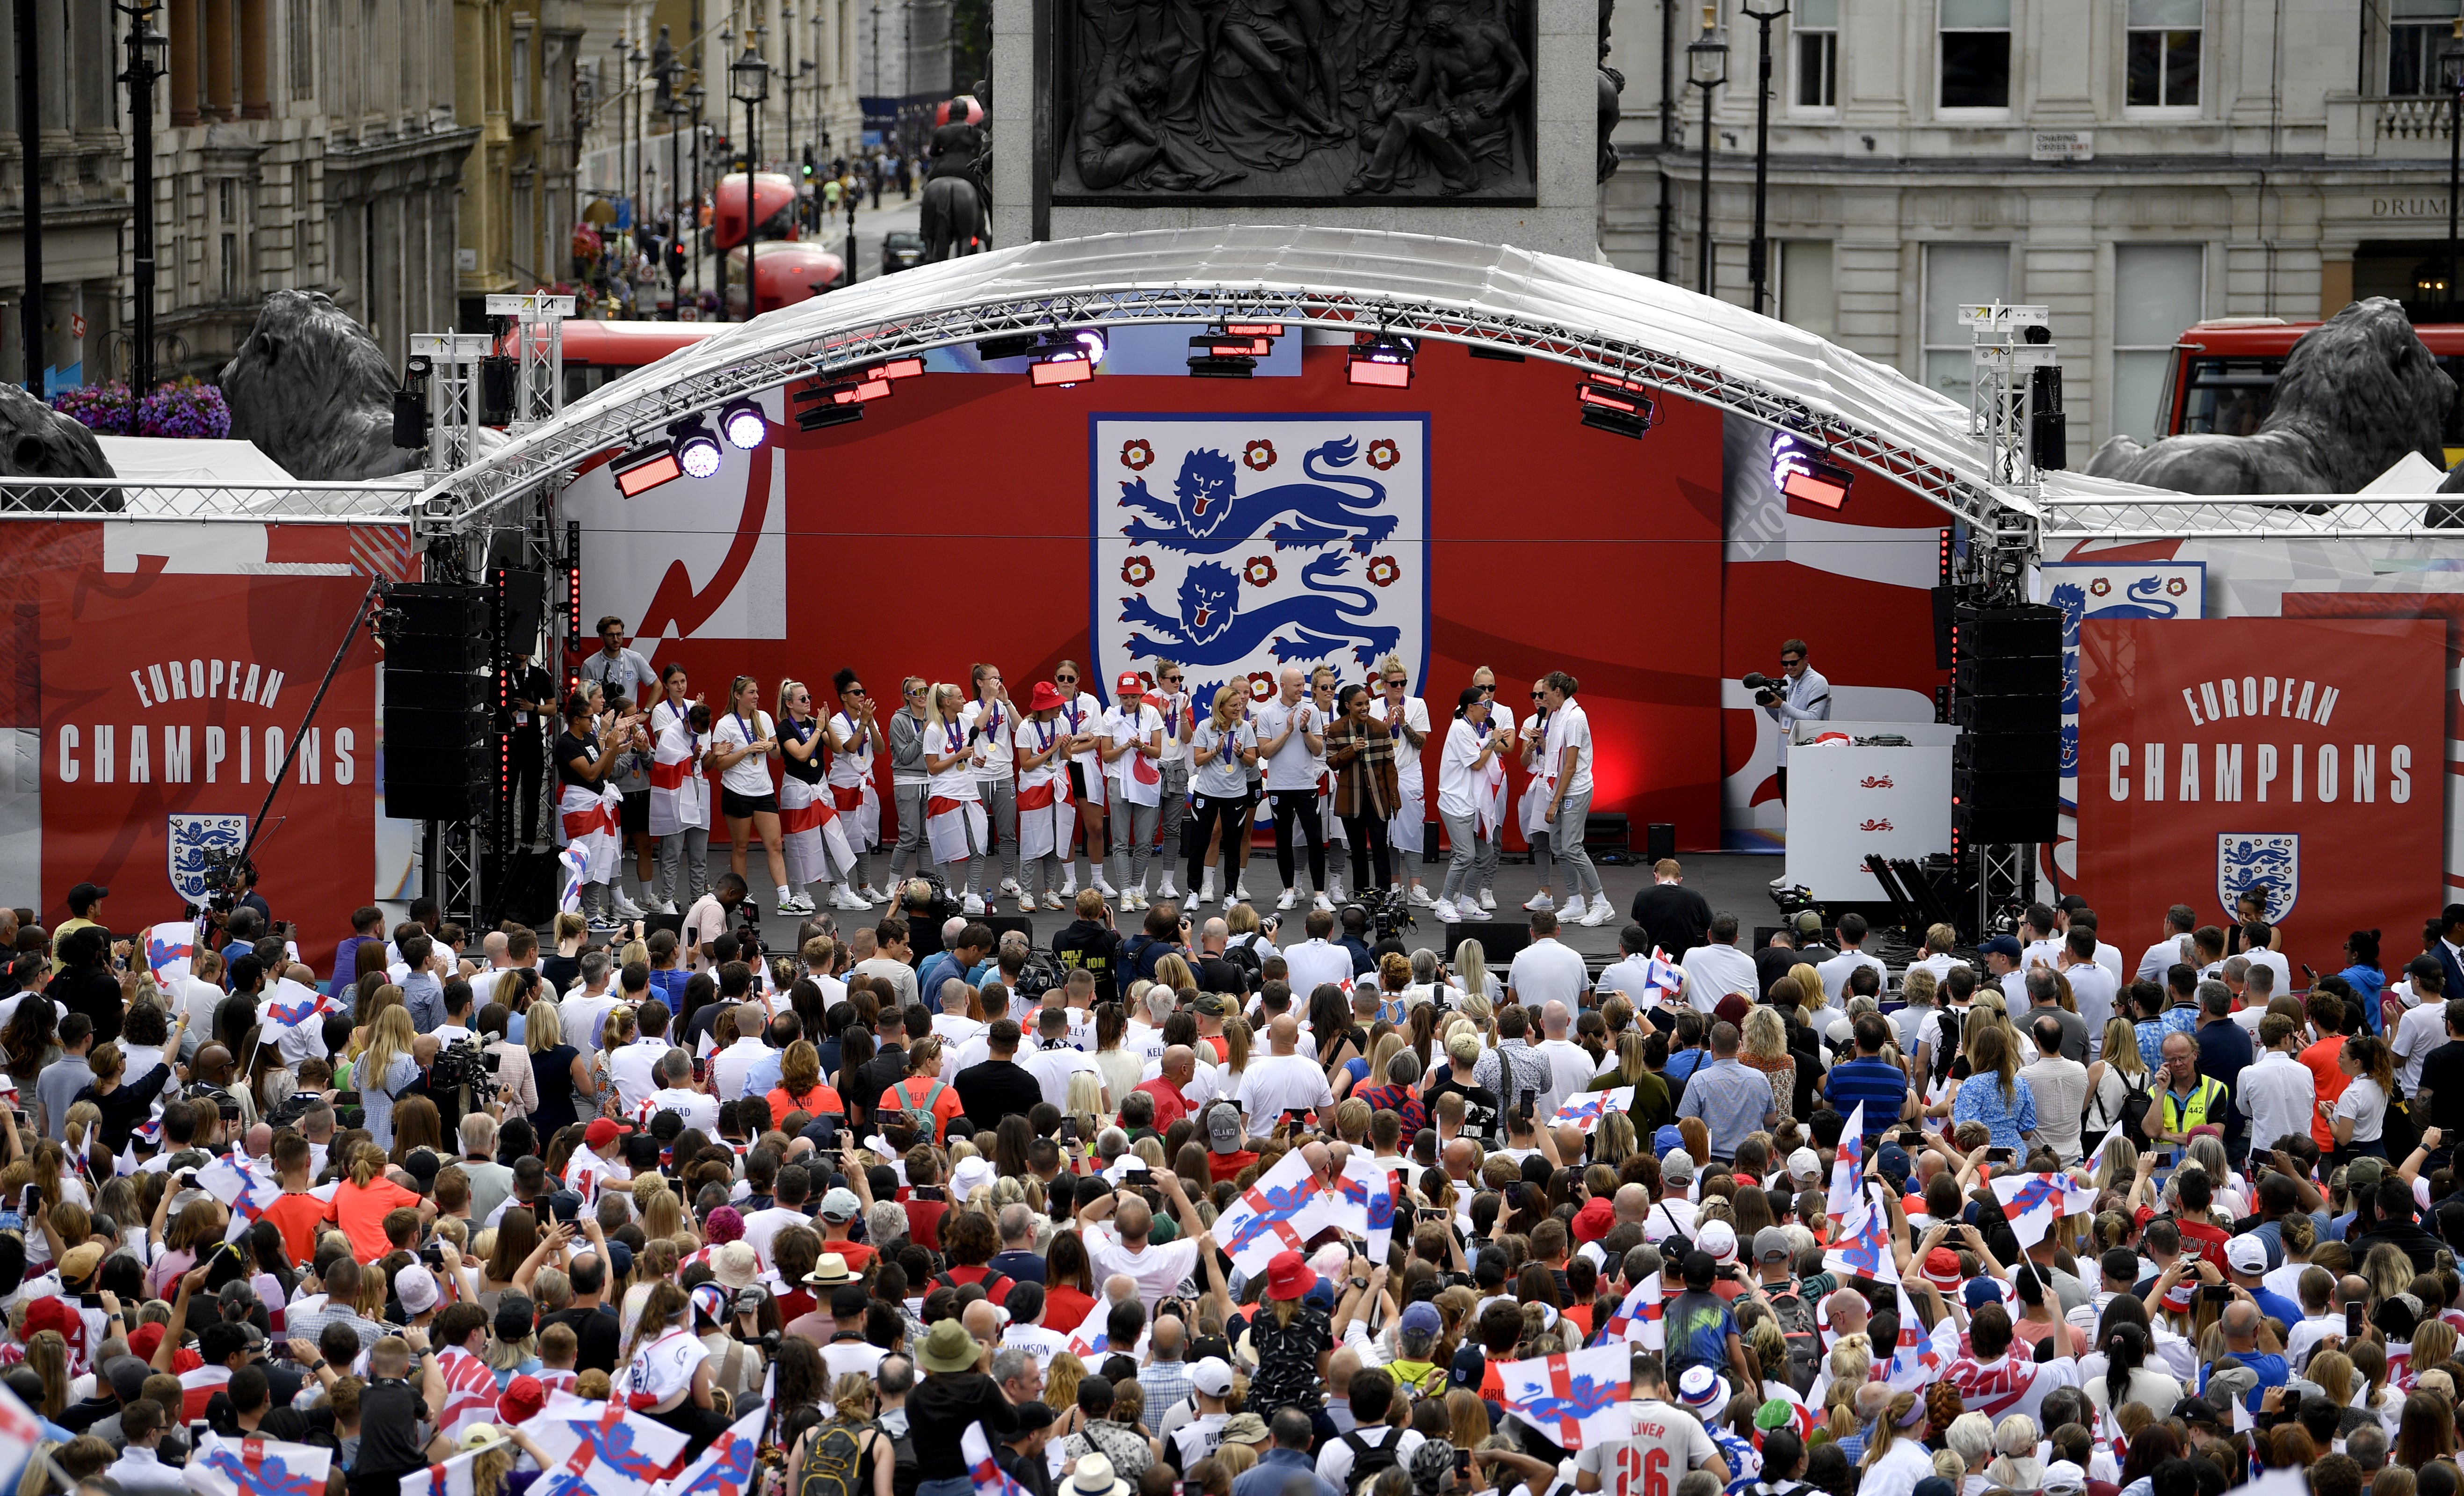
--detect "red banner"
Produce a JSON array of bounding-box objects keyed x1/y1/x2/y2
[
  {"x1": 38, "y1": 570, "x2": 377, "y2": 967},
  {"x1": 2076, "y1": 617, "x2": 2443, "y2": 978}
]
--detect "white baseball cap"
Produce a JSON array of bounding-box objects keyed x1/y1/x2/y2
[{"x1": 1697, "y1": 1220, "x2": 1739, "y2": 1266}]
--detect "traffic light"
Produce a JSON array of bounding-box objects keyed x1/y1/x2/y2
[{"x1": 802, "y1": 146, "x2": 816, "y2": 179}]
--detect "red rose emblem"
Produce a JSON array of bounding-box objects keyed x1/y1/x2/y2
[
  {"x1": 1243, "y1": 555, "x2": 1278, "y2": 588},
  {"x1": 1247, "y1": 672, "x2": 1277, "y2": 700},
  {"x1": 2089, "y1": 577, "x2": 2110, "y2": 596},
  {"x1": 1121, "y1": 555, "x2": 1155, "y2": 588},
  {"x1": 1365, "y1": 555, "x2": 1402, "y2": 588},
  {"x1": 1366, "y1": 439, "x2": 1401, "y2": 471},
  {"x1": 1121, "y1": 439, "x2": 1155, "y2": 471},
  {"x1": 2166, "y1": 576, "x2": 2188, "y2": 595},
  {"x1": 1243, "y1": 439, "x2": 1276, "y2": 471}
]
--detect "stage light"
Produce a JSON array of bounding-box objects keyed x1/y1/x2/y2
[
  {"x1": 1032, "y1": 350, "x2": 1094, "y2": 387},
  {"x1": 718, "y1": 397, "x2": 769, "y2": 450},
  {"x1": 1577, "y1": 380, "x2": 1655, "y2": 439},
  {"x1": 668, "y1": 416, "x2": 724, "y2": 479},
  {"x1": 976, "y1": 333, "x2": 1039, "y2": 360},
  {"x1": 1074, "y1": 330, "x2": 1108, "y2": 361},
  {"x1": 612, "y1": 442, "x2": 683, "y2": 497},
  {"x1": 795, "y1": 401, "x2": 866, "y2": 431},
  {"x1": 868, "y1": 357, "x2": 925, "y2": 380},
  {"x1": 1769, "y1": 434, "x2": 1853, "y2": 508},
  {"x1": 1221, "y1": 322, "x2": 1284, "y2": 337},
  {"x1": 1187, "y1": 335, "x2": 1259, "y2": 378},
  {"x1": 1348, "y1": 335, "x2": 1416, "y2": 388}
]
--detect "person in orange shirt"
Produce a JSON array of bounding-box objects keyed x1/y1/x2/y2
[
  {"x1": 2299, "y1": 990, "x2": 2352, "y2": 1151},
  {"x1": 323, "y1": 1139, "x2": 432, "y2": 1262},
  {"x1": 765, "y1": 1039, "x2": 846, "y2": 1126},
  {"x1": 877, "y1": 1036, "x2": 963, "y2": 1143},
  {"x1": 258, "y1": 1130, "x2": 331, "y2": 1267}
]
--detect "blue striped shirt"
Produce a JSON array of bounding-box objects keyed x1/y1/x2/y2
[{"x1": 1823, "y1": 1059, "x2": 1909, "y2": 1138}]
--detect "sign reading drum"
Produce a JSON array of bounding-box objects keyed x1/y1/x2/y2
[
  {"x1": 2075, "y1": 617, "x2": 2442, "y2": 980},
  {"x1": 1090, "y1": 413, "x2": 1429, "y2": 709}
]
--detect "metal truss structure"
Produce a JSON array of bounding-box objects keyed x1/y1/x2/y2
[
  {"x1": 413, "y1": 279, "x2": 2042, "y2": 548},
  {"x1": 2038, "y1": 492, "x2": 2464, "y2": 541},
  {"x1": 0, "y1": 476, "x2": 423, "y2": 523}
]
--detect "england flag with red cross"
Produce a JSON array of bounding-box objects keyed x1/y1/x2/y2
[
  {"x1": 1495, "y1": 1343, "x2": 1634, "y2": 1452},
  {"x1": 527, "y1": 1394, "x2": 691, "y2": 1496},
  {"x1": 1821, "y1": 1182, "x2": 1899, "y2": 1285},
  {"x1": 399, "y1": 1443, "x2": 484, "y2": 1496},
  {"x1": 1827, "y1": 1104, "x2": 1866, "y2": 1218},
  {"x1": 182, "y1": 1432, "x2": 334, "y2": 1496},
  {"x1": 964, "y1": 1425, "x2": 1037, "y2": 1496},
  {"x1": 432, "y1": 1345, "x2": 507, "y2": 1447},
  {"x1": 1209, "y1": 1150, "x2": 1337, "y2": 1277},
  {"x1": 1988, "y1": 1170, "x2": 2096, "y2": 1249},
  {"x1": 1885, "y1": 1284, "x2": 1962, "y2": 1392},
  {"x1": 1602, "y1": 1274, "x2": 1663, "y2": 1348},
  {"x1": 657, "y1": 1407, "x2": 764, "y2": 1496},
  {"x1": 195, "y1": 1158, "x2": 284, "y2": 1244}
]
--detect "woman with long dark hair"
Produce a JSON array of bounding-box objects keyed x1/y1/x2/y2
[
  {"x1": 2084, "y1": 1321, "x2": 2181, "y2": 1419},
  {"x1": 2331, "y1": 1033, "x2": 2398, "y2": 1158},
  {"x1": 1324, "y1": 683, "x2": 1397, "y2": 898}
]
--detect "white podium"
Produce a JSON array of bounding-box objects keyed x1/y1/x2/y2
[{"x1": 1780, "y1": 720, "x2": 1956, "y2": 901}]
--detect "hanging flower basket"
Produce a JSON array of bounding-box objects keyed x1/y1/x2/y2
[
  {"x1": 51, "y1": 382, "x2": 137, "y2": 435},
  {"x1": 135, "y1": 378, "x2": 232, "y2": 440}
]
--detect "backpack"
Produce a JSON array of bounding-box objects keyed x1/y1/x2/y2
[
  {"x1": 1014, "y1": 946, "x2": 1067, "y2": 1006},
  {"x1": 1761, "y1": 1279, "x2": 1824, "y2": 1394},
  {"x1": 878, "y1": 1418, "x2": 919, "y2": 1496},
  {"x1": 894, "y1": 1078, "x2": 951, "y2": 1142},
  {"x1": 1219, "y1": 939, "x2": 1264, "y2": 994},
  {"x1": 936, "y1": 1266, "x2": 1014, "y2": 1306},
  {"x1": 1930, "y1": 1009, "x2": 1962, "y2": 1086},
  {"x1": 795, "y1": 1418, "x2": 869, "y2": 1496},
  {"x1": 1341, "y1": 1430, "x2": 1404, "y2": 1487}
]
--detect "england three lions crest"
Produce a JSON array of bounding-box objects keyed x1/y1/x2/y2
[
  {"x1": 167, "y1": 813, "x2": 250, "y2": 908},
  {"x1": 1093, "y1": 415, "x2": 1429, "y2": 709},
  {"x1": 2218, "y1": 833, "x2": 2297, "y2": 924}
]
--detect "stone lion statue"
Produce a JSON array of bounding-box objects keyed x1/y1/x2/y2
[
  {"x1": 2085, "y1": 297, "x2": 2452, "y2": 494},
  {"x1": 219, "y1": 289, "x2": 420, "y2": 480},
  {"x1": 0, "y1": 383, "x2": 117, "y2": 511}
]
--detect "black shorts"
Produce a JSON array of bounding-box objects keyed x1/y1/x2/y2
[
  {"x1": 621, "y1": 789, "x2": 650, "y2": 835},
  {"x1": 721, "y1": 787, "x2": 779, "y2": 819},
  {"x1": 1068, "y1": 762, "x2": 1089, "y2": 800}
]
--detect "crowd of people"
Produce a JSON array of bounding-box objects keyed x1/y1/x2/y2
[
  {"x1": 0, "y1": 788, "x2": 2452, "y2": 1496},
  {"x1": 555, "y1": 630, "x2": 1615, "y2": 937}
]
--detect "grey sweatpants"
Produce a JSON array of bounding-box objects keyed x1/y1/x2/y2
[
  {"x1": 978, "y1": 776, "x2": 1020, "y2": 884},
  {"x1": 1111, "y1": 799, "x2": 1160, "y2": 893},
  {"x1": 655, "y1": 827, "x2": 710, "y2": 906},
  {"x1": 1549, "y1": 786, "x2": 1602, "y2": 898},
  {"x1": 889, "y1": 781, "x2": 930, "y2": 880},
  {"x1": 1156, "y1": 762, "x2": 1189, "y2": 888},
  {"x1": 1439, "y1": 809, "x2": 1500, "y2": 903}
]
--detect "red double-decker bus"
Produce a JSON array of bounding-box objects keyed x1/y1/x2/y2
[
  {"x1": 2156, "y1": 316, "x2": 2464, "y2": 461},
  {"x1": 534, "y1": 320, "x2": 728, "y2": 404}
]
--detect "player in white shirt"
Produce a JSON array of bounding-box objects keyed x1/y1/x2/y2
[
  {"x1": 963, "y1": 664, "x2": 1024, "y2": 907},
  {"x1": 646, "y1": 666, "x2": 711, "y2": 917},
  {"x1": 1369, "y1": 655, "x2": 1435, "y2": 908},
  {"x1": 2138, "y1": 907, "x2": 2197, "y2": 983},
  {"x1": 1576, "y1": 1365, "x2": 1729, "y2": 1496},
  {"x1": 1185, "y1": 689, "x2": 1259, "y2": 908},
  {"x1": 1531, "y1": 670, "x2": 1609, "y2": 925},
  {"x1": 1432, "y1": 688, "x2": 1508, "y2": 924},
  {"x1": 923, "y1": 683, "x2": 992, "y2": 915},
  {"x1": 709, "y1": 675, "x2": 795, "y2": 914},
  {"x1": 1102, "y1": 670, "x2": 1169, "y2": 910},
  {"x1": 1014, "y1": 686, "x2": 1077, "y2": 912},
  {"x1": 1052, "y1": 660, "x2": 1116, "y2": 900},
  {"x1": 826, "y1": 669, "x2": 889, "y2": 902},
  {"x1": 1254, "y1": 666, "x2": 1332, "y2": 912},
  {"x1": 1149, "y1": 662, "x2": 1196, "y2": 902}
]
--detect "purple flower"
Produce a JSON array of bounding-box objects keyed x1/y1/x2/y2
[
  {"x1": 134, "y1": 378, "x2": 232, "y2": 440},
  {"x1": 51, "y1": 381, "x2": 137, "y2": 435}
]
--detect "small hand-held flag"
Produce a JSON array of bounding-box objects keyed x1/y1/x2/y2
[
  {"x1": 1822, "y1": 1181, "x2": 1900, "y2": 1285},
  {"x1": 1828, "y1": 1103, "x2": 1866, "y2": 1218},
  {"x1": 1546, "y1": 1088, "x2": 1634, "y2": 1134},
  {"x1": 183, "y1": 1432, "x2": 335, "y2": 1496},
  {"x1": 1602, "y1": 1274, "x2": 1663, "y2": 1348},
  {"x1": 1207, "y1": 1149, "x2": 1336, "y2": 1276},
  {"x1": 655, "y1": 1406, "x2": 764, "y2": 1496},
  {"x1": 1495, "y1": 1343, "x2": 1635, "y2": 1452}
]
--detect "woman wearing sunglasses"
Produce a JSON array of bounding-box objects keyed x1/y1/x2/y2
[{"x1": 826, "y1": 669, "x2": 889, "y2": 903}]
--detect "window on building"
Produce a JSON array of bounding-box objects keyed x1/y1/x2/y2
[
  {"x1": 221, "y1": 232, "x2": 239, "y2": 303},
  {"x1": 511, "y1": 29, "x2": 531, "y2": 122},
  {"x1": 2390, "y1": 0, "x2": 2462, "y2": 95},
  {"x1": 1794, "y1": 0, "x2": 1838, "y2": 108},
  {"x1": 1921, "y1": 243, "x2": 2009, "y2": 403},
  {"x1": 218, "y1": 179, "x2": 236, "y2": 223},
  {"x1": 2112, "y1": 244, "x2": 2203, "y2": 444},
  {"x1": 2125, "y1": 0, "x2": 2200, "y2": 107},
  {"x1": 1780, "y1": 241, "x2": 1836, "y2": 337},
  {"x1": 1938, "y1": 0, "x2": 2010, "y2": 109},
  {"x1": 290, "y1": 0, "x2": 314, "y2": 98}
]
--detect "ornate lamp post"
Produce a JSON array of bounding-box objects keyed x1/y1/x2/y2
[
  {"x1": 731, "y1": 43, "x2": 771, "y2": 319},
  {"x1": 2445, "y1": 20, "x2": 2463, "y2": 321},
  {"x1": 116, "y1": 2, "x2": 169, "y2": 392},
  {"x1": 1741, "y1": 0, "x2": 1788, "y2": 316},
  {"x1": 1685, "y1": 6, "x2": 1727, "y2": 299},
  {"x1": 687, "y1": 81, "x2": 707, "y2": 312}
]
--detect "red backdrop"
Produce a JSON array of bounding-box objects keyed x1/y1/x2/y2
[
  {"x1": 618, "y1": 340, "x2": 1738, "y2": 848},
  {"x1": 38, "y1": 570, "x2": 378, "y2": 966},
  {"x1": 2075, "y1": 617, "x2": 2442, "y2": 977}
]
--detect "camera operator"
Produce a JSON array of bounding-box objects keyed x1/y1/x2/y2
[
  {"x1": 1750, "y1": 638, "x2": 1830, "y2": 808},
  {"x1": 683, "y1": 873, "x2": 751, "y2": 969}
]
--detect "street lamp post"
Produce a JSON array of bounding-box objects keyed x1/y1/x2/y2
[
  {"x1": 688, "y1": 81, "x2": 706, "y2": 314},
  {"x1": 783, "y1": 5, "x2": 797, "y2": 198},
  {"x1": 115, "y1": 2, "x2": 168, "y2": 394},
  {"x1": 1685, "y1": 6, "x2": 1727, "y2": 299},
  {"x1": 845, "y1": 182, "x2": 858, "y2": 287},
  {"x1": 732, "y1": 43, "x2": 770, "y2": 320},
  {"x1": 665, "y1": 93, "x2": 687, "y2": 318},
  {"x1": 713, "y1": 24, "x2": 732, "y2": 318},
  {"x1": 629, "y1": 42, "x2": 647, "y2": 250},
  {"x1": 1742, "y1": 0, "x2": 1787, "y2": 317}
]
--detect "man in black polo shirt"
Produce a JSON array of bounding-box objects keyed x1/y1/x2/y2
[
  {"x1": 955, "y1": 1019, "x2": 1044, "y2": 1130},
  {"x1": 1629, "y1": 859, "x2": 1713, "y2": 960},
  {"x1": 347, "y1": 1337, "x2": 432, "y2": 1496}
]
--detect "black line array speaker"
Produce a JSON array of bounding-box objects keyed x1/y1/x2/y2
[
  {"x1": 1950, "y1": 602, "x2": 2062, "y2": 845},
  {"x1": 1442, "y1": 919, "x2": 1528, "y2": 962},
  {"x1": 385, "y1": 582, "x2": 494, "y2": 822}
]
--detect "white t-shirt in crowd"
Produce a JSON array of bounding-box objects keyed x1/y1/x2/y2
[
  {"x1": 1238, "y1": 1053, "x2": 1335, "y2": 1135},
  {"x1": 1088, "y1": 1231, "x2": 1202, "y2": 1311},
  {"x1": 1575, "y1": 1399, "x2": 1718, "y2": 1496},
  {"x1": 1508, "y1": 939, "x2": 1590, "y2": 1010},
  {"x1": 1254, "y1": 696, "x2": 1324, "y2": 793},
  {"x1": 1681, "y1": 943, "x2": 1758, "y2": 1009},
  {"x1": 712, "y1": 710, "x2": 776, "y2": 797},
  {"x1": 1542, "y1": 700, "x2": 1594, "y2": 798},
  {"x1": 961, "y1": 698, "x2": 1016, "y2": 775},
  {"x1": 1368, "y1": 695, "x2": 1431, "y2": 792}
]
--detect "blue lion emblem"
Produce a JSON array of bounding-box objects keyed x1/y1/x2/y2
[
  {"x1": 1120, "y1": 438, "x2": 1399, "y2": 554},
  {"x1": 200, "y1": 1447, "x2": 325, "y2": 1496},
  {"x1": 1518, "y1": 1373, "x2": 1625, "y2": 1424},
  {"x1": 2218, "y1": 835, "x2": 2297, "y2": 923},
  {"x1": 1221, "y1": 1182, "x2": 1319, "y2": 1256},
  {"x1": 1119, "y1": 552, "x2": 1402, "y2": 670},
  {"x1": 1334, "y1": 1172, "x2": 1396, "y2": 1231},
  {"x1": 2051, "y1": 582, "x2": 2085, "y2": 647},
  {"x1": 2059, "y1": 722, "x2": 2079, "y2": 774},
  {"x1": 167, "y1": 813, "x2": 248, "y2": 905}
]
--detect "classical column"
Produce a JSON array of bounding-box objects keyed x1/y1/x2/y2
[
  {"x1": 170, "y1": 0, "x2": 201, "y2": 125},
  {"x1": 239, "y1": 0, "x2": 269, "y2": 117},
  {"x1": 204, "y1": 0, "x2": 234, "y2": 119}
]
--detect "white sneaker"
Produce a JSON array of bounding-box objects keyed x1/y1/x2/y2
[
  {"x1": 862, "y1": 884, "x2": 890, "y2": 904},
  {"x1": 587, "y1": 914, "x2": 623, "y2": 932},
  {"x1": 1559, "y1": 894, "x2": 1588, "y2": 919},
  {"x1": 1045, "y1": 890, "x2": 1067, "y2": 910},
  {"x1": 833, "y1": 887, "x2": 870, "y2": 910},
  {"x1": 1579, "y1": 898, "x2": 1613, "y2": 927},
  {"x1": 1410, "y1": 885, "x2": 1436, "y2": 906},
  {"x1": 1327, "y1": 880, "x2": 1345, "y2": 903},
  {"x1": 1479, "y1": 889, "x2": 1497, "y2": 911},
  {"x1": 1000, "y1": 878, "x2": 1023, "y2": 897},
  {"x1": 1235, "y1": 879, "x2": 1253, "y2": 901},
  {"x1": 612, "y1": 890, "x2": 648, "y2": 918},
  {"x1": 1094, "y1": 874, "x2": 1118, "y2": 897},
  {"x1": 1060, "y1": 879, "x2": 1078, "y2": 899},
  {"x1": 1433, "y1": 899, "x2": 1461, "y2": 923},
  {"x1": 1197, "y1": 874, "x2": 1217, "y2": 906},
  {"x1": 1312, "y1": 892, "x2": 1335, "y2": 913},
  {"x1": 1769, "y1": 873, "x2": 1791, "y2": 888},
  {"x1": 1158, "y1": 879, "x2": 1180, "y2": 900},
  {"x1": 1523, "y1": 892, "x2": 1555, "y2": 912},
  {"x1": 963, "y1": 894, "x2": 986, "y2": 915},
  {"x1": 655, "y1": 899, "x2": 678, "y2": 915},
  {"x1": 1276, "y1": 889, "x2": 1299, "y2": 911}
]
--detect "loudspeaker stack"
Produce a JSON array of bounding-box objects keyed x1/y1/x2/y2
[
  {"x1": 384, "y1": 582, "x2": 494, "y2": 822},
  {"x1": 1949, "y1": 602, "x2": 2062, "y2": 847}
]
